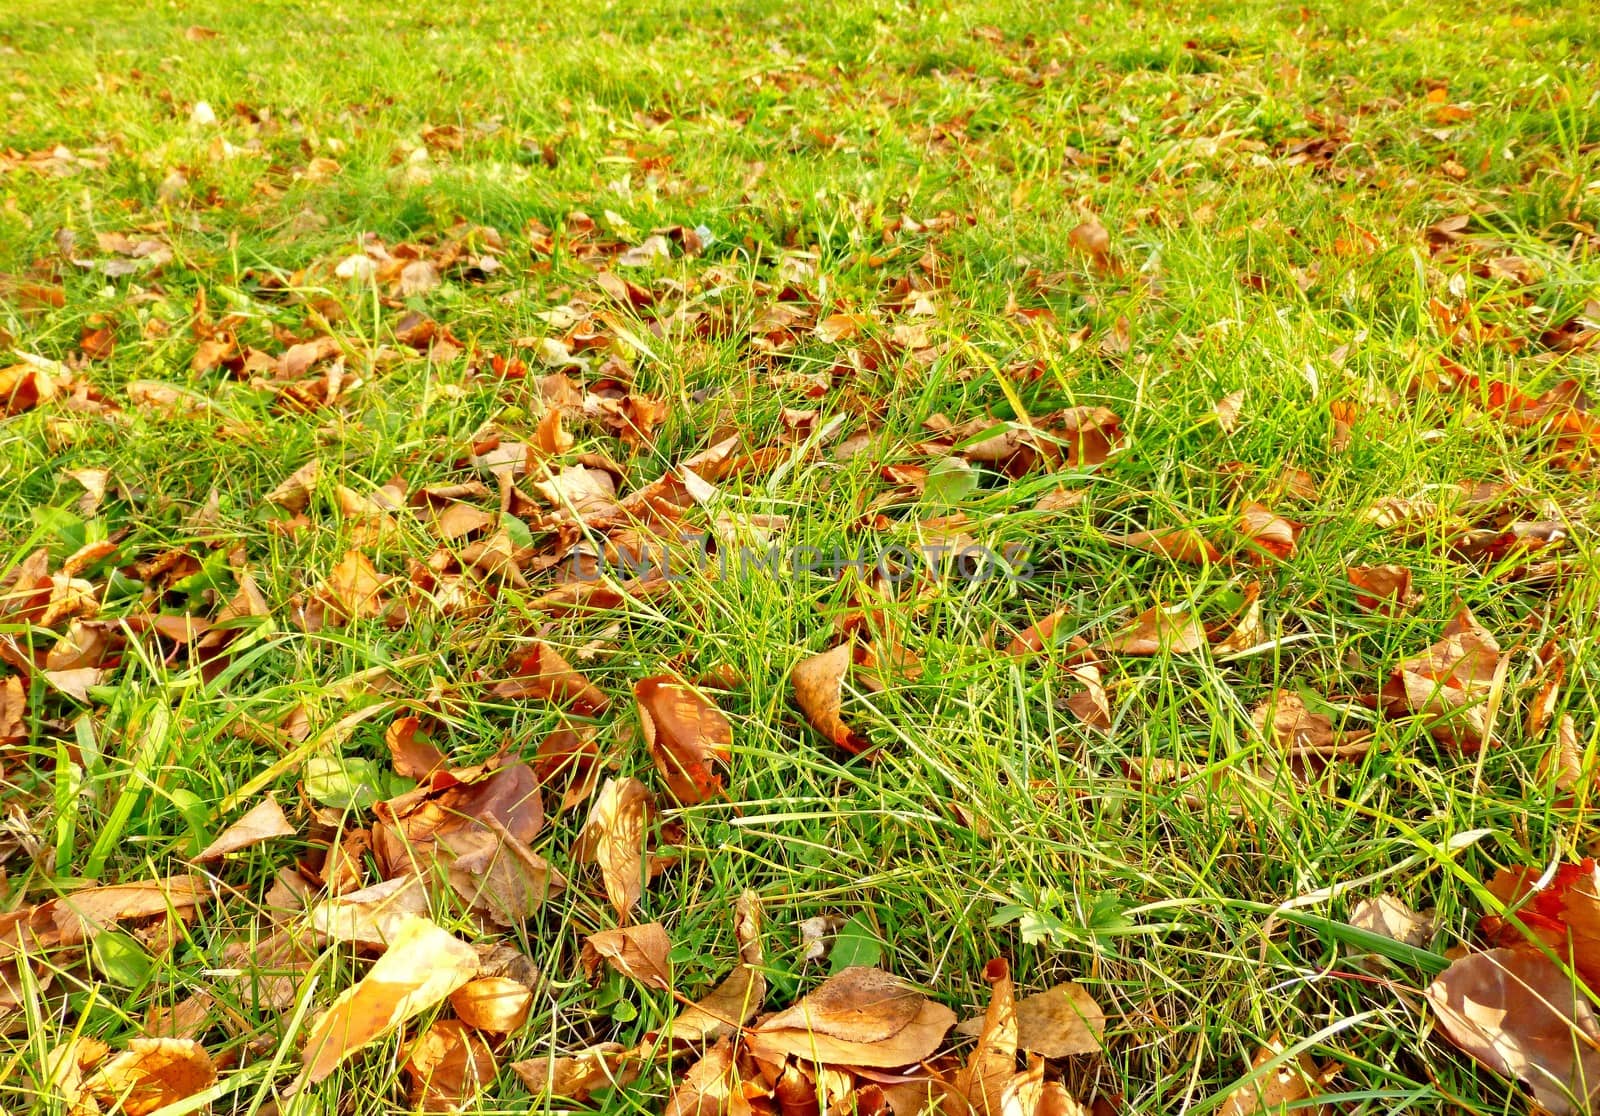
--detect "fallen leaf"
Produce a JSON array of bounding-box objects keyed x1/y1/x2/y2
[
  {"x1": 959, "y1": 981, "x2": 1105, "y2": 1058},
  {"x1": 511, "y1": 1043, "x2": 636, "y2": 1100},
  {"x1": 403, "y1": 1020, "x2": 496, "y2": 1113},
  {"x1": 1108, "y1": 527, "x2": 1219, "y2": 566},
  {"x1": 1237, "y1": 502, "x2": 1300, "y2": 562},
  {"x1": 578, "y1": 777, "x2": 654, "y2": 922},
  {"x1": 745, "y1": 966, "x2": 956, "y2": 1067},
  {"x1": 1539, "y1": 716, "x2": 1588, "y2": 794},
  {"x1": 1219, "y1": 1037, "x2": 1338, "y2": 1116},
  {"x1": 65, "y1": 467, "x2": 110, "y2": 517},
  {"x1": 956, "y1": 958, "x2": 1018, "y2": 1116},
  {"x1": 792, "y1": 643, "x2": 871, "y2": 755},
  {"x1": 299, "y1": 914, "x2": 480, "y2": 1085},
  {"x1": 1100, "y1": 605, "x2": 1206, "y2": 656},
  {"x1": 1380, "y1": 605, "x2": 1506, "y2": 749},
  {"x1": 450, "y1": 976, "x2": 533, "y2": 1034},
  {"x1": 1068, "y1": 214, "x2": 1115, "y2": 273},
  {"x1": 1347, "y1": 565, "x2": 1417, "y2": 615},
  {"x1": 266, "y1": 460, "x2": 319, "y2": 512},
  {"x1": 195, "y1": 795, "x2": 295, "y2": 860},
  {"x1": 1348, "y1": 894, "x2": 1435, "y2": 948},
  {"x1": 1426, "y1": 948, "x2": 1600, "y2": 1116},
  {"x1": 584, "y1": 923, "x2": 673, "y2": 991},
  {"x1": 1214, "y1": 390, "x2": 1245, "y2": 434},
  {"x1": 658, "y1": 891, "x2": 766, "y2": 1044},
  {"x1": 635, "y1": 677, "x2": 733, "y2": 805},
  {"x1": 385, "y1": 715, "x2": 448, "y2": 779},
  {"x1": 309, "y1": 875, "x2": 430, "y2": 948},
  {"x1": 491, "y1": 641, "x2": 610, "y2": 713},
  {"x1": 85, "y1": 1038, "x2": 216, "y2": 1116},
  {"x1": 316, "y1": 550, "x2": 389, "y2": 622},
  {"x1": 663, "y1": 1038, "x2": 736, "y2": 1116}
]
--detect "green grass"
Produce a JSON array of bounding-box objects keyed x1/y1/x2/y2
[{"x1": 2, "y1": 0, "x2": 1599, "y2": 1111}]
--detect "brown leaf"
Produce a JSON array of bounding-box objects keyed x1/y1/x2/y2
[
  {"x1": 316, "y1": 550, "x2": 389, "y2": 622},
  {"x1": 658, "y1": 891, "x2": 766, "y2": 1044},
  {"x1": 403, "y1": 1020, "x2": 496, "y2": 1113},
  {"x1": 636, "y1": 677, "x2": 733, "y2": 805},
  {"x1": 1006, "y1": 609, "x2": 1071, "y2": 656},
  {"x1": 450, "y1": 976, "x2": 533, "y2": 1034},
  {"x1": 1068, "y1": 215, "x2": 1115, "y2": 273},
  {"x1": 85, "y1": 1038, "x2": 216, "y2": 1116},
  {"x1": 511, "y1": 1044, "x2": 636, "y2": 1100},
  {"x1": 266, "y1": 460, "x2": 319, "y2": 512},
  {"x1": 1236, "y1": 502, "x2": 1300, "y2": 562},
  {"x1": 1108, "y1": 527, "x2": 1219, "y2": 566},
  {"x1": 584, "y1": 923, "x2": 673, "y2": 991},
  {"x1": 1347, "y1": 894, "x2": 1435, "y2": 948},
  {"x1": 299, "y1": 914, "x2": 480, "y2": 1084},
  {"x1": 663, "y1": 1038, "x2": 736, "y2": 1116},
  {"x1": 1250, "y1": 691, "x2": 1337, "y2": 750},
  {"x1": 0, "y1": 675, "x2": 25, "y2": 744},
  {"x1": 310, "y1": 874, "x2": 430, "y2": 948},
  {"x1": 1347, "y1": 565, "x2": 1417, "y2": 615},
  {"x1": 65, "y1": 467, "x2": 110, "y2": 517},
  {"x1": 439, "y1": 822, "x2": 564, "y2": 927},
  {"x1": 1539, "y1": 715, "x2": 1588, "y2": 794},
  {"x1": 44, "y1": 875, "x2": 207, "y2": 946},
  {"x1": 1380, "y1": 605, "x2": 1506, "y2": 749},
  {"x1": 491, "y1": 641, "x2": 611, "y2": 712},
  {"x1": 195, "y1": 795, "x2": 294, "y2": 861},
  {"x1": 1426, "y1": 948, "x2": 1600, "y2": 1116},
  {"x1": 792, "y1": 643, "x2": 871, "y2": 755},
  {"x1": 746, "y1": 966, "x2": 956, "y2": 1067},
  {"x1": 1099, "y1": 605, "x2": 1206, "y2": 656},
  {"x1": 1219, "y1": 1038, "x2": 1338, "y2": 1116},
  {"x1": 534, "y1": 406, "x2": 575, "y2": 456},
  {"x1": 957, "y1": 958, "x2": 1018, "y2": 1116},
  {"x1": 1214, "y1": 390, "x2": 1245, "y2": 434},
  {"x1": 578, "y1": 777, "x2": 654, "y2": 922},
  {"x1": 385, "y1": 716, "x2": 447, "y2": 779},
  {"x1": 0, "y1": 359, "x2": 58, "y2": 416},
  {"x1": 958, "y1": 982, "x2": 1105, "y2": 1059},
  {"x1": 997, "y1": 1059, "x2": 1091, "y2": 1116}
]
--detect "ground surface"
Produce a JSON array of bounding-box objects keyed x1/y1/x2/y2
[{"x1": 2, "y1": 0, "x2": 1600, "y2": 1112}]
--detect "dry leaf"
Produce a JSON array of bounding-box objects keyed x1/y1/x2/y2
[
  {"x1": 1237, "y1": 502, "x2": 1300, "y2": 561},
  {"x1": 1214, "y1": 390, "x2": 1245, "y2": 434},
  {"x1": 659, "y1": 891, "x2": 766, "y2": 1044},
  {"x1": 1219, "y1": 1038, "x2": 1338, "y2": 1116},
  {"x1": 1426, "y1": 948, "x2": 1600, "y2": 1116},
  {"x1": 578, "y1": 777, "x2": 654, "y2": 922},
  {"x1": 316, "y1": 550, "x2": 389, "y2": 621},
  {"x1": 1347, "y1": 565, "x2": 1417, "y2": 615},
  {"x1": 491, "y1": 641, "x2": 610, "y2": 712},
  {"x1": 511, "y1": 1043, "x2": 636, "y2": 1100},
  {"x1": 663, "y1": 1038, "x2": 736, "y2": 1116},
  {"x1": 1380, "y1": 605, "x2": 1506, "y2": 749},
  {"x1": 1068, "y1": 215, "x2": 1114, "y2": 273},
  {"x1": 309, "y1": 874, "x2": 430, "y2": 948},
  {"x1": 959, "y1": 982, "x2": 1105, "y2": 1058},
  {"x1": 957, "y1": 958, "x2": 1018, "y2": 1116},
  {"x1": 385, "y1": 715, "x2": 447, "y2": 779},
  {"x1": 584, "y1": 923, "x2": 673, "y2": 991},
  {"x1": 450, "y1": 976, "x2": 533, "y2": 1034},
  {"x1": 266, "y1": 460, "x2": 319, "y2": 512},
  {"x1": 195, "y1": 795, "x2": 295, "y2": 860},
  {"x1": 792, "y1": 643, "x2": 871, "y2": 755},
  {"x1": 635, "y1": 677, "x2": 733, "y2": 805},
  {"x1": 746, "y1": 966, "x2": 956, "y2": 1067},
  {"x1": 403, "y1": 1020, "x2": 496, "y2": 1113},
  {"x1": 1109, "y1": 527, "x2": 1219, "y2": 566},
  {"x1": 85, "y1": 1038, "x2": 217, "y2": 1116},
  {"x1": 1539, "y1": 716, "x2": 1588, "y2": 793},
  {"x1": 1348, "y1": 894, "x2": 1435, "y2": 948},
  {"x1": 1100, "y1": 605, "x2": 1206, "y2": 656},
  {"x1": 299, "y1": 914, "x2": 479, "y2": 1084}
]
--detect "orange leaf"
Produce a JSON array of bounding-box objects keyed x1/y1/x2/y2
[
  {"x1": 791, "y1": 643, "x2": 871, "y2": 754},
  {"x1": 635, "y1": 677, "x2": 732, "y2": 805}
]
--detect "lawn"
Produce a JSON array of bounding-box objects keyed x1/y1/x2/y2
[{"x1": 2, "y1": 0, "x2": 1600, "y2": 1112}]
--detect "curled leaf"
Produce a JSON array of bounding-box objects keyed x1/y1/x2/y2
[
  {"x1": 635, "y1": 677, "x2": 733, "y2": 805},
  {"x1": 792, "y1": 643, "x2": 871, "y2": 755}
]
